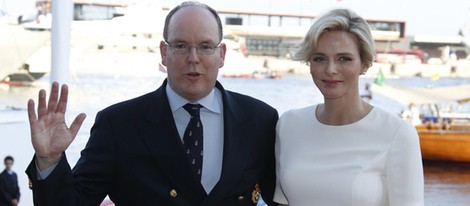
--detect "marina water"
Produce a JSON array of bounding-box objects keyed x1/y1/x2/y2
[{"x1": 1, "y1": 69, "x2": 469, "y2": 205}]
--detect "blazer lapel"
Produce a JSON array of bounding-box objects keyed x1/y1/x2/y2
[
  {"x1": 204, "y1": 82, "x2": 251, "y2": 203},
  {"x1": 135, "y1": 80, "x2": 207, "y2": 203}
]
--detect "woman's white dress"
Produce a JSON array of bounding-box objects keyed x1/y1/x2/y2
[{"x1": 274, "y1": 105, "x2": 424, "y2": 206}]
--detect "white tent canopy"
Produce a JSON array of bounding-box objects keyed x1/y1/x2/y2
[{"x1": 371, "y1": 84, "x2": 470, "y2": 105}]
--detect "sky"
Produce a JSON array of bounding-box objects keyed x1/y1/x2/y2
[{"x1": 2, "y1": 0, "x2": 470, "y2": 37}]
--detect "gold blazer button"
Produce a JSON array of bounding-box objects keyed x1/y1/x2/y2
[
  {"x1": 237, "y1": 195, "x2": 245, "y2": 200},
  {"x1": 170, "y1": 189, "x2": 178, "y2": 198}
]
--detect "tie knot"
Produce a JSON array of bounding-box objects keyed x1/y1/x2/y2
[{"x1": 183, "y1": 103, "x2": 202, "y2": 117}]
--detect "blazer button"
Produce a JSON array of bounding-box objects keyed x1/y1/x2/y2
[
  {"x1": 238, "y1": 195, "x2": 245, "y2": 201},
  {"x1": 170, "y1": 189, "x2": 178, "y2": 198}
]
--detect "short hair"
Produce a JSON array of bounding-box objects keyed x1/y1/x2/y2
[
  {"x1": 4, "y1": 155, "x2": 13, "y2": 162},
  {"x1": 293, "y1": 8, "x2": 375, "y2": 68},
  {"x1": 163, "y1": 1, "x2": 223, "y2": 44}
]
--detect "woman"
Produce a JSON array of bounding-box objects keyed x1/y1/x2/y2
[{"x1": 274, "y1": 8, "x2": 424, "y2": 206}]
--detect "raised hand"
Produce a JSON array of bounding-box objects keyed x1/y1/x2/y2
[{"x1": 27, "y1": 82, "x2": 86, "y2": 170}]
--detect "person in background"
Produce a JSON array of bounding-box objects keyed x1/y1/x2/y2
[
  {"x1": 401, "y1": 102, "x2": 422, "y2": 126},
  {"x1": 0, "y1": 156, "x2": 20, "y2": 206},
  {"x1": 25, "y1": 1, "x2": 278, "y2": 205},
  {"x1": 274, "y1": 8, "x2": 424, "y2": 205},
  {"x1": 360, "y1": 82, "x2": 372, "y2": 102}
]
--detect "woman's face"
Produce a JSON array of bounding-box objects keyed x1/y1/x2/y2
[{"x1": 309, "y1": 30, "x2": 366, "y2": 101}]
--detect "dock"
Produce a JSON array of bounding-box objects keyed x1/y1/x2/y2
[{"x1": 239, "y1": 56, "x2": 470, "y2": 78}]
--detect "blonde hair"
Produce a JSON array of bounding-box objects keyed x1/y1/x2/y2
[{"x1": 293, "y1": 8, "x2": 375, "y2": 68}]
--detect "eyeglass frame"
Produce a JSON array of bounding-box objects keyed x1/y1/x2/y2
[{"x1": 164, "y1": 41, "x2": 222, "y2": 55}]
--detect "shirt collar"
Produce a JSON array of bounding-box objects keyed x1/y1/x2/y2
[{"x1": 166, "y1": 83, "x2": 222, "y2": 114}]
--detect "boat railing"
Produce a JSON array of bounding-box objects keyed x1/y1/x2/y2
[{"x1": 416, "y1": 120, "x2": 470, "y2": 131}]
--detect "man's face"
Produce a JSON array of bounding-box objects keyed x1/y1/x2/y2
[
  {"x1": 160, "y1": 6, "x2": 226, "y2": 102},
  {"x1": 5, "y1": 159, "x2": 13, "y2": 170}
]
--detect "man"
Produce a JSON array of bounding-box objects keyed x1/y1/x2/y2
[
  {"x1": 25, "y1": 1, "x2": 278, "y2": 205},
  {"x1": 0, "y1": 156, "x2": 20, "y2": 206}
]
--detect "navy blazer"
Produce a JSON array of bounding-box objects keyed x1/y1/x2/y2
[{"x1": 26, "y1": 80, "x2": 278, "y2": 206}]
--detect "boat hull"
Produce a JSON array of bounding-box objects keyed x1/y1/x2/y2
[{"x1": 417, "y1": 129, "x2": 470, "y2": 162}]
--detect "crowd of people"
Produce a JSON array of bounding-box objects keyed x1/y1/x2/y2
[{"x1": 12, "y1": 1, "x2": 425, "y2": 206}]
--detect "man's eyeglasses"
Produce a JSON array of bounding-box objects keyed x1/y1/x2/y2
[{"x1": 165, "y1": 42, "x2": 221, "y2": 55}]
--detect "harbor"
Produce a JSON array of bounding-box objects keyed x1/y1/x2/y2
[
  {"x1": 1, "y1": 72, "x2": 470, "y2": 205},
  {"x1": 2, "y1": 0, "x2": 470, "y2": 84},
  {"x1": 1, "y1": 0, "x2": 470, "y2": 205}
]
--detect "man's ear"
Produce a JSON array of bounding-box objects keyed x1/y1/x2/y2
[
  {"x1": 218, "y1": 43, "x2": 227, "y2": 68},
  {"x1": 160, "y1": 41, "x2": 168, "y2": 66}
]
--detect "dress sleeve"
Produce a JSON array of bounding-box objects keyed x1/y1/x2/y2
[
  {"x1": 386, "y1": 122, "x2": 424, "y2": 206},
  {"x1": 273, "y1": 119, "x2": 288, "y2": 204}
]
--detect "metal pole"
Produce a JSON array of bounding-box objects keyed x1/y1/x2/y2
[{"x1": 50, "y1": 0, "x2": 72, "y2": 84}]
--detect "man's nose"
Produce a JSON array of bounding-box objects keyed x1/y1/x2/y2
[{"x1": 187, "y1": 47, "x2": 200, "y2": 63}]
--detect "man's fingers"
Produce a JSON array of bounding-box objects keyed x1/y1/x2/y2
[
  {"x1": 57, "y1": 84, "x2": 69, "y2": 114},
  {"x1": 47, "y1": 81, "x2": 60, "y2": 114},
  {"x1": 37, "y1": 89, "x2": 47, "y2": 118},
  {"x1": 27, "y1": 99, "x2": 37, "y2": 125},
  {"x1": 69, "y1": 113, "x2": 86, "y2": 138}
]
